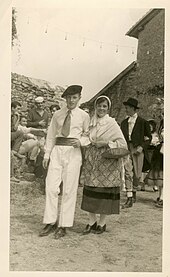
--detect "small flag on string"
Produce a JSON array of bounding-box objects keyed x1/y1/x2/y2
[
  {"x1": 45, "y1": 23, "x2": 48, "y2": 34},
  {"x1": 65, "y1": 33, "x2": 68, "y2": 40}
]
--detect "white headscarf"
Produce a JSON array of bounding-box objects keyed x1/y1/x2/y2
[
  {"x1": 94, "y1": 95, "x2": 111, "y2": 110},
  {"x1": 91, "y1": 95, "x2": 112, "y2": 127}
]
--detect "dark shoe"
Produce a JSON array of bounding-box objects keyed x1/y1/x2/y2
[
  {"x1": 155, "y1": 200, "x2": 163, "y2": 208},
  {"x1": 140, "y1": 185, "x2": 145, "y2": 191},
  {"x1": 132, "y1": 191, "x2": 136, "y2": 203},
  {"x1": 54, "y1": 227, "x2": 66, "y2": 239},
  {"x1": 39, "y1": 223, "x2": 57, "y2": 237},
  {"x1": 95, "y1": 224, "x2": 106, "y2": 234},
  {"x1": 82, "y1": 221, "x2": 97, "y2": 235},
  {"x1": 154, "y1": 197, "x2": 160, "y2": 203},
  {"x1": 139, "y1": 182, "x2": 145, "y2": 191},
  {"x1": 121, "y1": 197, "x2": 133, "y2": 209}
]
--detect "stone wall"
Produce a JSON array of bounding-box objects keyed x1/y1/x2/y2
[{"x1": 11, "y1": 72, "x2": 66, "y2": 114}]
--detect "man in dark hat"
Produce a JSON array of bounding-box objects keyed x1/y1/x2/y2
[
  {"x1": 121, "y1": 97, "x2": 151, "y2": 208},
  {"x1": 39, "y1": 85, "x2": 90, "y2": 239}
]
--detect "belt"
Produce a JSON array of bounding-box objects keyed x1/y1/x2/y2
[{"x1": 55, "y1": 137, "x2": 79, "y2": 146}]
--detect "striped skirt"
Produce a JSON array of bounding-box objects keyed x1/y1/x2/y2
[{"x1": 81, "y1": 185, "x2": 120, "y2": 215}]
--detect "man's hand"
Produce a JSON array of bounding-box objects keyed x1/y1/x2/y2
[
  {"x1": 14, "y1": 112, "x2": 20, "y2": 121},
  {"x1": 43, "y1": 158, "x2": 49, "y2": 169},
  {"x1": 42, "y1": 128, "x2": 47, "y2": 134},
  {"x1": 39, "y1": 120, "x2": 46, "y2": 127},
  {"x1": 71, "y1": 139, "x2": 81, "y2": 148},
  {"x1": 134, "y1": 146, "x2": 143, "y2": 155}
]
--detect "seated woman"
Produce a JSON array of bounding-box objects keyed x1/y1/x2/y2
[{"x1": 81, "y1": 96, "x2": 127, "y2": 234}]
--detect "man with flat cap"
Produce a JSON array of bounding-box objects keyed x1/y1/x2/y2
[
  {"x1": 39, "y1": 85, "x2": 90, "y2": 239},
  {"x1": 27, "y1": 96, "x2": 49, "y2": 130},
  {"x1": 121, "y1": 97, "x2": 151, "y2": 207}
]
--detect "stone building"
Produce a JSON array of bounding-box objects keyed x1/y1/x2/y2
[
  {"x1": 82, "y1": 9, "x2": 164, "y2": 124},
  {"x1": 11, "y1": 72, "x2": 66, "y2": 115}
]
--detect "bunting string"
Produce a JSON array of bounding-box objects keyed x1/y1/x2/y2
[{"x1": 28, "y1": 17, "x2": 136, "y2": 54}]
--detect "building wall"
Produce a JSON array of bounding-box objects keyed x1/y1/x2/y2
[
  {"x1": 85, "y1": 10, "x2": 164, "y2": 125},
  {"x1": 136, "y1": 9, "x2": 164, "y2": 91}
]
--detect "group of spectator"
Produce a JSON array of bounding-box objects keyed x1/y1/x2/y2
[{"x1": 10, "y1": 96, "x2": 60, "y2": 183}]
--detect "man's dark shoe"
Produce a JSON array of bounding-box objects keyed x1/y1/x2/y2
[
  {"x1": 54, "y1": 227, "x2": 66, "y2": 239},
  {"x1": 82, "y1": 221, "x2": 97, "y2": 235},
  {"x1": 95, "y1": 224, "x2": 106, "y2": 234},
  {"x1": 154, "y1": 197, "x2": 160, "y2": 203},
  {"x1": 121, "y1": 197, "x2": 133, "y2": 209},
  {"x1": 39, "y1": 223, "x2": 57, "y2": 237},
  {"x1": 155, "y1": 200, "x2": 163, "y2": 208}
]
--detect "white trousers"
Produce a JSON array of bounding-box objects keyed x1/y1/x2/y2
[{"x1": 43, "y1": 145, "x2": 82, "y2": 227}]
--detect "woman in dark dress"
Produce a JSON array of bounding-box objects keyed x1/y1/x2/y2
[{"x1": 145, "y1": 119, "x2": 164, "y2": 207}]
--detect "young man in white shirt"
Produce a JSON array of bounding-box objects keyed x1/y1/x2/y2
[{"x1": 39, "y1": 85, "x2": 90, "y2": 239}]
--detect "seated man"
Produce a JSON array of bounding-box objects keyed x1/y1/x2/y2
[
  {"x1": 11, "y1": 101, "x2": 25, "y2": 159},
  {"x1": 27, "y1": 96, "x2": 49, "y2": 131},
  {"x1": 27, "y1": 96, "x2": 49, "y2": 179},
  {"x1": 18, "y1": 115, "x2": 46, "y2": 165}
]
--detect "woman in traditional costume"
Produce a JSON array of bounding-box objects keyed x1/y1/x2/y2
[
  {"x1": 145, "y1": 119, "x2": 164, "y2": 207},
  {"x1": 81, "y1": 96, "x2": 127, "y2": 234}
]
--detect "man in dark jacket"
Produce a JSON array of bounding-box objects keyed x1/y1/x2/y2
[{"x1": 121, "y1": 97, "x2": 151, "y2": 207}]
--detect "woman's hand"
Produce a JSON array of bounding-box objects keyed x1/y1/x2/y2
[{"x1": 93, "y1": 140, "x2": 107, "y2": 148}]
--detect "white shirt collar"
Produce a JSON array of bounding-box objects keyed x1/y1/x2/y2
[
  {"x1": 65, "y1": 106, "x2": 78, "y2": 114},
  {"x1": 128, "y1": 113, "x2": 138, "y2": 122}
]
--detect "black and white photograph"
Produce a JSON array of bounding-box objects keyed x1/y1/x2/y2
[{"x1": 0, "y1": 0, "x2": 170, "y2": 275}]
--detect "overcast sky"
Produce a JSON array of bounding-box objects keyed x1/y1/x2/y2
[{"x1": 11, "y1": 2, "x2": 150, "y2": 102}]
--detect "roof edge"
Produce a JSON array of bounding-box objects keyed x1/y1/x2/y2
[
  {"x1": 126, "y1": 9, "x2": 163, "y2": 39},
  {"x1": 86, "y1": 61, "x2": 136, "y2": 104}
]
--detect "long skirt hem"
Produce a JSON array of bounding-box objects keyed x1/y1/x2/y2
[{"x1": 81, "y1": 185, "x2": 120, "y2": 215}]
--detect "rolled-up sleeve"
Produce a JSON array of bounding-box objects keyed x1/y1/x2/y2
[
  {"x1": 44, "y1": 115, "x2": 58, "y2": 160},
  {"x1": 79, "y1": 113, "x2": 91, "y2": 146}
]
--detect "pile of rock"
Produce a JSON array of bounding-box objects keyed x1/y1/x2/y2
[{"x1": 11, "y1": 72, "x2": 66, "y2": 113}]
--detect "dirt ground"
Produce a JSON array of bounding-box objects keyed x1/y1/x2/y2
[{"x1": 10, "y1": 176, "x2": 162, "y2": 272}]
